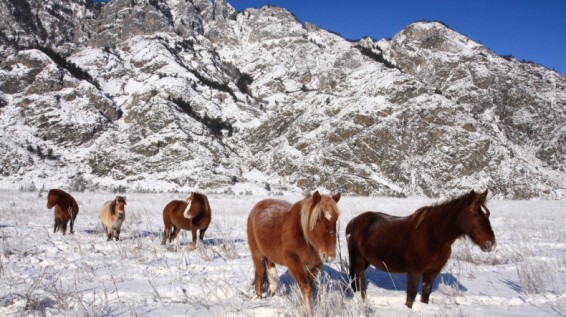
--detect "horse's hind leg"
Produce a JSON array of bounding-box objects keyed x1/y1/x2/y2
[
  {"x1": 61, "y1": 221, "x2": 68, "y2": 235},
  {"x1": 348, "y1": 240, "x2": 368, "y2": 296},
  {"x1": 69, "y1": 217, "x2": 75, "y2": 234},
  {"x1": 162, "y1": 226, "x2": 170, "y2": 245},
  {"x1": 266, "y1": 260, "x2": 279, "y2": 296},
  {"x1": 170, "y1": 226, "x2": 181, "y2": 251},
  {"x1": 251, "y1": 254, "x2": 266, "y2": 298}
]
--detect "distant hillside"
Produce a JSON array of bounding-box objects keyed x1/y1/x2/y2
[{"x1": 1, "y1": 0, "x2": 565, "y2": 198}]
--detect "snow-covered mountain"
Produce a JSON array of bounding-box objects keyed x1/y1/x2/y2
[{"x1": 1, "y1": 0, "x2": 565, "y2": 199}]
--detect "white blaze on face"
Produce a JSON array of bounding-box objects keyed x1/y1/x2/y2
[
  {"x1": 183, "y1": 200, "x2": 193, "y2": 219},
  {"x1": 481, "y1": 204, "x2": 489, "y2": 216},
  {"x1": 324, "y1": 211, "x2": 332, "y2": 220}
]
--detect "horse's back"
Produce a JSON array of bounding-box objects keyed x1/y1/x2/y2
[
  {"x1": 100, "y1": 200, "x2": 112, "y2": 223},
  {"x1": 163, "y1": 200, "x2": 186, "y2": 216},
  {"x1": 347, "y1": 211, "x2": 414, "y2": 272},
  {"x1": 163, "y1": 200, "x2": 190, "y2": 228},
  {"x1": 346, "y1": 211, "x2": 395, "y2": 235},
  {"x1": 247, "y1": 199, "x2": 292, "y2": 260},
  {"x1": 248, "y1": 199, "x2": 291, "y2": 229}
]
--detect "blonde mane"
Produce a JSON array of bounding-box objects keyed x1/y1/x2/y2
[{"x1": 300, "y1": 193, "x2": 340, "y2": 240}]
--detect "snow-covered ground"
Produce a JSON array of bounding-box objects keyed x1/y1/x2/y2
[{"x1": 0, "y1": 190, "x2": 564, "y2": 316}]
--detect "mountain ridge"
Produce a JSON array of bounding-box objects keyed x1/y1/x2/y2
[{"x1": 1, "y1": 0, "x2": 564, "y2": 199}]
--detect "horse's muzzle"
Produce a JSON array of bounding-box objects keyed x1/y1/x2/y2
[
  {"x1": 117, "y1": 211, "x2": 125, "y2": 220},
  {"x1": 482, "y1": 240, "x2": 496, "y2": 252}
]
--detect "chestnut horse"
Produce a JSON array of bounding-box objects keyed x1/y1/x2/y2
[
  {"x1": 46, "y1": 189, "x2": 79, "y2": 235},
  {"x1": 162, "y1": 192, "x2": 211, "y2": 250},
  {"x1": 346, "y1": 189, "x2": 496, "y2": 308},
  {"x1": 100, "y1": 196, "x2": 127, "y2": 241},
  {"x1": 247, "y1": 191, "x2": 341, "y2": 313}
]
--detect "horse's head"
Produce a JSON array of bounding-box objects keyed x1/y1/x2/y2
[
  {"x1": 46, "y1": 189, "x2": 58, "y2": 209},
  {"x1": 183, "y1": 192, "x2": 209, "y2": 219},
  {"x1": 115, "y1": 196, "x2": 126, "y2": 216},
  {"x1": 458, "y1": 189, "x2": 496, "y2": 252},
  {"x1": 301, "y1": 191, "x2": 341, "y2": 263}
]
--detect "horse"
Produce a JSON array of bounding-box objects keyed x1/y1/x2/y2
[
  {"x1": 346, "y1": 189, "x2": 496, "y2": 308},
  {"x1": 100, "y1": 196, "x2": 127, "y2": 241},
  {"x1": 247, "y1": 191, "x2": 341, "y2": 313},
  {"x1": 162, "y1": 192, "x2": 211, "y2": 250},
  {"x1": 46, "y1": 189, "x2": 79, "y2": 235}
]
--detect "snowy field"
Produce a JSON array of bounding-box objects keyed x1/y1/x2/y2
[{"x1": 0, "y1": 190, "x2": 565, "y2": 316}]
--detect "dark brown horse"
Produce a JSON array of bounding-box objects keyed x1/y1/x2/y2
[
  {"x1": 247, "y1": 191, "x2": 341, "y2": 313},
  {"x1": 162, "y1": 192, "x2": 211, "y2": 250},
  {"x1": 346, "y1": 189, "x2": 496, "y2": 308},
  {"x1": 46, "y1": 189, "x2": 79, "y2": 235}
]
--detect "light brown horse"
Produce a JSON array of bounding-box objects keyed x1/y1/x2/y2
[
  {"x1": 247, "y1": 191, "x2": 341, "y2": 313},
  {"x1": 46, "y1": 189, "x2": 79, "y2": 235},
  {"x1": 346, "y1": 189, "x2": 496, "y2": 308},
  {"x1": 100, "y1": 196, "x2": 126, "y2": 241},
  {"x1": 162, "y1": 192, "x2": 211, "y2": 250}
]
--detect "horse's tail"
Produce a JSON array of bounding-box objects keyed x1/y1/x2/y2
[
  {"x1": 201, "y1": 194, "x2": 211, "y2": 217},
  {"x1": 250, "y1": 257, "x2": 269, "y2": 290},
  {"x1": 346, "y1": 226, "x2": 359, "y2": 292}
]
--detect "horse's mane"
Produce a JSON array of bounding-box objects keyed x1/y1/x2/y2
[
  {"x1": 300, "y1": 193, "x2": 339, "y2": 237},
  {"x1": 197, "y1": 193, "x2": 211, "y2": 216},
  {"x1": 413, "y1": 190, "x2": 486, "y2": 228},
  {"x1": 438, "y1": 190, "x2": 486, "y2": 208},
  {"x1": 184, "y1": 192, "x2": 211, "y2": 216},
  {"x1": 49, "y1": 189, "x2": 75, "y2": 208},
  {"x1": 110, "y1": 196, "x2": 126, "y2": 215}
]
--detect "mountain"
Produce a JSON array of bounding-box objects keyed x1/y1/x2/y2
[{"x1": 1, "y1": 0, "x2": 565, "y2": 199}]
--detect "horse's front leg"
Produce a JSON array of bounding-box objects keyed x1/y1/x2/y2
[
  {"x1": 286, "y1": 253, "x2": 313, "y2": 314},
  {"x1": 198, "y1": 226, "x2": 208, "y2": 242},
  {"x1": 306, "y1": 262, "x2": 322, "y2": 286},
  {"x1": 405, "y1": 269, "x2": 422, "y2": 308},
  {"x1": 61, "y1": 221, "x2": 68, "y2": 235},
  {"x1": 190, "y1": 227, "x2": 198, "y2": 250},
  {"x1": 421, "y1": 271, "x2": 439, "y2": 304}
]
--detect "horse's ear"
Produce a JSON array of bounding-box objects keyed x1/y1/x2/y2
[
  {"x1": 480, "y1": 189, "x2": 488, "y2": 200},
  {"x1": 332, "y1": 192, "x2": 341, "y2": 203},
  {"x1": 312, "y1": 191, "x2": 321, "y2": 206}
]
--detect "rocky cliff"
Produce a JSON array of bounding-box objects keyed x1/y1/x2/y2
[{"x1": 1, "y1": 0, "x2": 564, "y2": 198}]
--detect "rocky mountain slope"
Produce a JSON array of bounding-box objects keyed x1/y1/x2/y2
[{"x1": 1, "y1": 0, "x2": 564, "y2": 199}]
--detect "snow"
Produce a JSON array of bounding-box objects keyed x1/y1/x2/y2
[{"x1": 1, "y1": 190, "x2": 564, "y2": 316}]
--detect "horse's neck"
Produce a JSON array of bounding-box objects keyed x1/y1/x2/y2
[
  {"x1": 288, "y1": 203, "x2": 308, "y2": 240},
  {"x1": 421, "y1": 204, "x2": 464, "y2": 245}
]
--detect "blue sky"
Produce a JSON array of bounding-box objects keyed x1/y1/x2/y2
[{"x1": 229, "y1": 0, "x2": 566, "y2": 77}]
